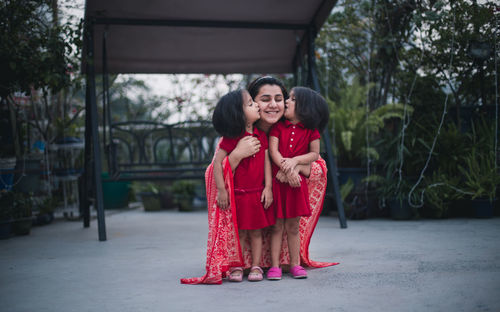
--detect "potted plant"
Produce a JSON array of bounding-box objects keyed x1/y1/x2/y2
[
  {"x1": 171, "y1": 180, "x2": 196, "y2": 211},
  {"x1": 459, "y1": 148, "x2": 499, "y2": 218},
  {"x1": 328, "y1": 81, "x2": 411, "y2": 207},
  {"x1": 131, "y1": 182, "x2": 162, "y2": 211},
  {"x1": 33, "y1": 195, "x2": 57, "y2": 225},
  {"x1": 11, "y1": 192, "x2": 34, "y2": 235},
  {"x1": 0, "y1": 191, "x2": 14, "y2": 239},
  {"x1": 457, "y1": 118, "x2": 499, "y2": 218}
]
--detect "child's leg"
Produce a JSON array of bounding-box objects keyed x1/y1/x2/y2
[
  {"x1": 229, "y1": 230, "x2": 248, "y2": 281},
  {"x1": 248, "y1": 229, "x2": 263, "y2": 267},
  {"x1": 270, "y1": 218, "x2": 284, "y2": 268},
  {"x1": 238, "y1": 229, "x2": 248, "y2": 256},
  {"x1": 284, "y1": 217, "x2": 301, "y2": 267}
]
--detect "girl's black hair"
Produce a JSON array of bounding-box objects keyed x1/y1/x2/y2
[
  {"x1": 247, "y1": 76, "x2": 288, "y2": 101},
  {"x1": 292, "y1": 86, "x2": 329, "y2": 133},
  {"x1": 212, "y1": 89, "x2": 246, "y2": 138}
]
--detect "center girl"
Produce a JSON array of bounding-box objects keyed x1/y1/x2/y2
[{"x1": 212, "y1": 89, "x2": 274, "y2": 282}]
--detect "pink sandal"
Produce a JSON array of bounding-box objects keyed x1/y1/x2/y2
[
  {"x1": 266, "y1": 267, "x2": 282, "y2": 280},
  {"x1": 290, "y1": 265, "x2": 307, "y2": 279},
  {"x1": 248, "y1": 266, "x2": 264, "y2": 282},
  {"x1": 228, "y1": 267, "x2": 243, "y2": 282}
]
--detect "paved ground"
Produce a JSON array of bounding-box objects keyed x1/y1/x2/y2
[{"x1": 1, "y1": 208, "x2": 499, "y2": 312}]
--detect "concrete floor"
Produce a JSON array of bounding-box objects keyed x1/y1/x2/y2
[{"x1": 1, "y1": 208, "x2": 499, "y2": 312}]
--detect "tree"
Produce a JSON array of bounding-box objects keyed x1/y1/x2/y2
[{"x1": 0, "y1": 0, "x2": 83, "y2": 156}]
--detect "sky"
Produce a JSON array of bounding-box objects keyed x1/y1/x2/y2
[{"x1": 61, "y1": 0, "x2": 246, "y2": 122}]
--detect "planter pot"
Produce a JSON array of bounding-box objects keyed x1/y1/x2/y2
[
  {"x1": 139, "y1": 192, "x2": 162, "y2": 211},
  {"x1": 472, "y1": 198, "x2": 496, "y2": 218},
  {"x1": 34, "y1": 212, "x2": 54, "y2": 226},
  {"x1": 12, "y1": 217, "x2": 33, "y2": 235},
  {"x1": 389, "y1": 198, "x2": 413, "y2": 220},
  {"x1": 175, "y1": 195, "x2": 195, "y2": 212},
  {"x1": 0, "y1": 220, "x2": 12, "y2": 239},
  {"x1": 101, "y1": 172, "x2": 130, "y2": 209}
]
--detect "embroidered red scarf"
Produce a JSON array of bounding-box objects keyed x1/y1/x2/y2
[{"x1": 180, "y1": 155, "x2": 338, "y2": 285}]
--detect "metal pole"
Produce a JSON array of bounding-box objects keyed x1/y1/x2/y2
[
  {"x1": 86, "y1": 20, "x2": 107, "y2": 241},
  {"x1": 82, "y1": 22, "x2": 93, "y2": 228},
  {"x1": 307, "y1": 26, "x2": 347, "y2": 229}
]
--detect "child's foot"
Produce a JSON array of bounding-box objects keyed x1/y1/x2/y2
[
  {"x1": 290, "y1": 265, "x2": 307, "y2": 279},
  {"x1": 248, "y1": 266, "x2": 263, "y2": 282},
  {"x1": 266, "y1": 267, "x2": 282, "y2": 280},
  {"x1": 228, "y1": 267, "x2": 243, "y2": 282}
]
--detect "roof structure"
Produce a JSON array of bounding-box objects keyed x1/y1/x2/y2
[{"x1": 83, "y1": 0, "x2": 337, "y2": 74}]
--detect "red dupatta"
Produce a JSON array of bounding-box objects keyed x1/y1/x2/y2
[{"x1": 180, "y1": 152, "x2": 338, "y2": 285}]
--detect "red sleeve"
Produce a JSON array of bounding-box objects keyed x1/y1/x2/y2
[
  {"x1": 269, "y1": 123, "x2": 281, "y2": 138},
  {"x1": 309, "y1": 129, "x2": 321, "y2": 142},
  {"x1": 259, "y1": 132, "x2": 269, "y2": 150},
  {"x1": 219, "y1": 136, "x2": 238, "y2": 154}
]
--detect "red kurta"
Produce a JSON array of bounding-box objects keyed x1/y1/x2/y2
[
  {"x1": 270, "y1": 121, "x2": 321, "y2": 219},
  {"x1": 219, "y1": 128, "x2": 274, "y2": 230}
]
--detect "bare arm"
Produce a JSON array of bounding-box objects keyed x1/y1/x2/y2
[
  {"x1": 270, "y1": 135, "x2": 302, "y2": 187},
  {"x1": 268, "y1": 136, "x2": 283, "y2": 167},
  {"x1": 260, "y1": 149, "x2": 273, "y2": 209},
  {"x1": 213, "y1": 148, "x2": 229, "y2": 209},
  {"x1": 227, "y1": 136, "x2": 261, "y2": 172},
  {"x1": 280, "y1": 139, "x2": 320, "y2": 173}
]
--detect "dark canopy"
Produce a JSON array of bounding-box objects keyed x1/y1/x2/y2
[{"x1": 83, "y1": 0, "x2": 337, "y2": 74}]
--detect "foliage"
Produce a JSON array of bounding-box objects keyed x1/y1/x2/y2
[
  {"x1": 12, "y1": 192, "x2": 34, "y2": 219},
  {"x1": 0, "y1": 191, "x2": 14, "y2": 221},
  {"x1": 316, "y1": 0, "x2": 497, "y2": 110},
  {"x1": 171, "y1": 180, "x2": 195, "y2": 198},
  {"x1": 328, "y1": 80, "x2": 411, "y2": 167},
  {"x1": 131, "y1": 182, "x2": 159, "y2": 195},
  {"x1": 458, "y1": 119, "x2": 499, "y2": 201},
  {"x1": 0, "y1": 0, "x2": 82, "y2": 97},
  {"x1": 458, "y1": 149, "x2": 498, "y2": 201},
  {"x1": 1, "y1": 0, "x2": 84, "y2": 158}
]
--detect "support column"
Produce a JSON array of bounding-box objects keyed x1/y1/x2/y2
[{"x1": 84, "y1": 20, "x2": 107, "y2": 241}]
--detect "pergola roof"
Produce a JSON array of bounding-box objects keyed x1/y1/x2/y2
[{"x1": 83, "y1": 0, "x2": 337, "y2": 74}]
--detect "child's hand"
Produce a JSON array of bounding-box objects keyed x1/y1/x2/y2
[
  {"x1": 276, "y1": 169, "x2": 287, "y2": 183},
  {"x1": 234, "y1": 136, "x2": 261, "y2": 159},
  {"x1": 280, "y1": 157, "x2": 298, "y2": 173},
  {"x1": 261, "y1": 186, "x2": 273, "y2": 209},
  {"x1": 216, "y1": 188, "x2": 229, "y2": 210},
  {"x1": 285, "y1": 170, "x2": 302, "y2": 187}
]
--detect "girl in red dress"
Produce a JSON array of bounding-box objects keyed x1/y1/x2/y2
[
  {"x1": 268, "y1": 86, "x2": 329, "y2": 280},
  {"x1": 211, "y1": 89, "x2": 274, "y2": 282}
]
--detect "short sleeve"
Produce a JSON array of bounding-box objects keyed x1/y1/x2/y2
[
  {"x1": 219, "y1": 136, "x2": 238, "y2": 154},
  {"x1": 309, "y1": 129, "x2": 321, "y2": 142},
  {"x1": 269, "y1": 123, "x2": 281, "y2": 138}
]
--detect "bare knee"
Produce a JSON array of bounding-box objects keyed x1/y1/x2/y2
[
  {"x1": 249, "y1": 229, "x2": 262, "y2": 239},
  {"x1": 285, "y1": 218, "x2": 300, "y2": 236},
  {"x1": 271, "y1": 219, "x2": 284, "y2": 235}
]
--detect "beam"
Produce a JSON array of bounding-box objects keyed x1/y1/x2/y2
[{"x1": 92, "y1": 17, "x2": 308, "y2": 30}]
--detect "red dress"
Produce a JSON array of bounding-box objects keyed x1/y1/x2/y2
[
  {"x1": 270, "y1": 121, "x2": 321, "y2": 219},
  {"x1": 180, "y1": 152, "x2": 339, "y2": 285},
  {"x1": 219, "y1": 128, "x2": 274, "y2": 230}
]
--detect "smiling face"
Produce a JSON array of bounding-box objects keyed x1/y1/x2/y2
[
  {"x1": 242, "y1": 90, "x2": 260, "y2": 126},
  {"x1": 254, "y1": 84, "x2": 285, "y2": 132}
]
